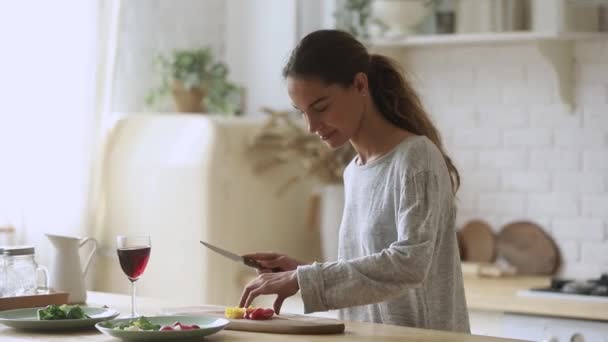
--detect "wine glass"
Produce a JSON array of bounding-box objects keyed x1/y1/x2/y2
[{"x1": 116, "y1": 235, "x2": 151, "y2": 318}]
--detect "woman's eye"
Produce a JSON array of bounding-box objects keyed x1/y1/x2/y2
[{"x1": 314, "y1": 105, "x2": 328, "y2": 113}]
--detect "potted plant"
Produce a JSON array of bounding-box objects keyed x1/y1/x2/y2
[{"x1": 145, "y1": 48, "x2": 242, "y2": 115}]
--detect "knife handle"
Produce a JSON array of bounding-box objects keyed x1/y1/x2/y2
[{"x1": 243, "y1": 257, "x2": 282, "y2": 273}]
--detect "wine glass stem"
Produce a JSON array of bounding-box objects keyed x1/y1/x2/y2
[{"x1": 131, "y1": 280, "x2": 137, "y2": 317}]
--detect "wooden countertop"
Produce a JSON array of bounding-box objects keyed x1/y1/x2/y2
[
  {"x1": 464, "y1": 275, "x2": 608, "y2": 321},
  {"x1": 247, "y1": 273, "x2": 608, "y2": 323},
  {"x1": 0, "y1": 291, "x2": 523, "y2": 341}
]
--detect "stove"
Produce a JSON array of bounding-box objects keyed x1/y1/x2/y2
[
  {"x1": 512, "y1": 274, "x2": 608, "y2": 341},
  {"x1": 532, "y1": 273, "x2": 608, "y2": 296},
  {"x1": 518, "y1": 273, "x2": 608, "y2": 303}
]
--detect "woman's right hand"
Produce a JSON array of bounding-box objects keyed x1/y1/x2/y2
[{"x1": 242, "y1": 252, "x2": 306, "y2": 274}]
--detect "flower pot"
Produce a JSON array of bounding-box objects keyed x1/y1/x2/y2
[{"x1": 171, "y1": 80, "x2": 207, "y2": 113}]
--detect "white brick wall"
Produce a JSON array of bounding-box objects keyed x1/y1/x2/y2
[
  {"x1": 502, "y1": 172, "x2": 550, "y2": 192},
  {"x1": 404, "y1": 38, "x2": 608, "y2": 279}
]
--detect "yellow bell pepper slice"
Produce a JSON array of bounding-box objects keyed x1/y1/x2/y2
[{"x1": 224, "y1": 307, "x2": 246, "y2": 319}]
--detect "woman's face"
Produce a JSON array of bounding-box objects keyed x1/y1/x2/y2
[{"x1": 287, "y1": 75, "x2": 367, "y2": 149}]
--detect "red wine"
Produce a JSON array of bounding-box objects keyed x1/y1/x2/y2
[{"x1": 117, "y1": 246, "x2": 150, "y2": 280}]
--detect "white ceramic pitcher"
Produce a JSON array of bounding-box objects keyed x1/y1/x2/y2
[{"x1": 46, "y1": 234, "x2": 97, "y2": 304}]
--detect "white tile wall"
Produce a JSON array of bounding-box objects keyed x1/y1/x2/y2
[{"x1": 403, "y1": 39, "x2": 608, "y2": 279}]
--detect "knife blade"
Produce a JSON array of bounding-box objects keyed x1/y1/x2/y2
[{"x1": 200, "y1": 240, "x2": 275, "y2": 271}]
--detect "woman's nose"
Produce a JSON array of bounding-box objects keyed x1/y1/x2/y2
[{"x1": 305, "y1": 113, "x2": 321, "y2": 134}]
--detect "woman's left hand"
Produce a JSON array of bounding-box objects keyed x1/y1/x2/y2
[{"x1": 239, "y1": 270, "x2": 299, "y2": 314}]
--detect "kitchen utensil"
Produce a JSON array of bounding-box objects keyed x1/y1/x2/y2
[
  {"x1": 46, "y1": 234, "x2": 97, "y2": 304},
  {"x1": 95, "y1": 315, "x2": 229, "y2": 341},
  {"x1": 497, "y1": 221, "x2": 560, "y2": 275},
  {"x1": 200, "y1": 241, "x2": 280, "y2": 272},
  {"x1": 163, "y1": 305, "x2": 345, "y2": 334},
  {"x1": 459, "y1": 220, "x2": 496, "y2": 263},
  {"x1": 0, "y1": 306, "x2": 119, "y2": 330}
]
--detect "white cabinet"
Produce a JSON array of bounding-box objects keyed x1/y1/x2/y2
[
  {"x1": 470, "y1": 309, "x2": 608, "y2": 341},
  {"x1": 469, "y1": 309, "x2": 505, "y2": 338},
  {"x1": 503, "y1": 313, "x2": 608, "y2": 342}
]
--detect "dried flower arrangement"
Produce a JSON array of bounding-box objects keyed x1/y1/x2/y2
[{"x1": 248, "y1": 107, "x2": 356, "y2": 196}]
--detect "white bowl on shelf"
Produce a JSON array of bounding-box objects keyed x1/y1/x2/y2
[{"x1": 371, "y1": 0, "x2": 433, "y2": 38}]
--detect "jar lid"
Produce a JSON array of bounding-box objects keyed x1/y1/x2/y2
[{"x1": 3, "y1": 245, "x2": 35, "y2": 256}]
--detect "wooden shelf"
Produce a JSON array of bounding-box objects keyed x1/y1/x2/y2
[{"x1": 369, "y1": 31, "x2": 608, "y2": 47}]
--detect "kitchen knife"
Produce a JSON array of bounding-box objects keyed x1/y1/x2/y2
[{"x1": 199, "y1": 240, "x2": 281, "y2": 272}]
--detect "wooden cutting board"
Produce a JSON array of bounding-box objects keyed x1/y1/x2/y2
[
  {"x1": 0, "y1": 291, "x2": 69, "y2": 310},
  {"x1": 496, "y1": 221, "x2": 560, "y2": 275},
  {"x1": 459, "y1": 220, "x2": 496, "y2": 263},
  {"x1": 162, "y1": 305, "x2": 345, "y2": 335}
]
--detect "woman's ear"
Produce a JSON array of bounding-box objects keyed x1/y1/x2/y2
[{"x1": 353, "y1": 72, "x2": 369, "y2": 96}]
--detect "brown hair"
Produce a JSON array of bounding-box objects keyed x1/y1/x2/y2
[{"x1": 283, "y1": 30, "x2": 460, "y2": 193}]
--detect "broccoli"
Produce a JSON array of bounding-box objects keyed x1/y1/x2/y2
[
  {"x1": 36, "y1": 304, "x2": 90, "y2": 320},
  {"x1": 133, "y1": 317, "x2": 161, "y2": 331},
  {"x1": 100, "y1": 317, "x2": 162, "y2": 331},
  {"x1": 64, "y1": 305, "x2": 88, "y2": 319},
  {"x1": 37, "y1": 305, "x2": 67, "y2": 320}
]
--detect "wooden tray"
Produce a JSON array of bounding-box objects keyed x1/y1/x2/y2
[{"x1": 0, "y1": 291, "x2": 69, "y2": 311}]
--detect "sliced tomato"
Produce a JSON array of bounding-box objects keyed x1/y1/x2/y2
[{"x1": 249, "y1": 308, "x2": 274, "y2": 320}]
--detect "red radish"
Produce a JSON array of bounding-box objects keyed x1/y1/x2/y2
[
  {"x1": 170, "y1": 322, "x2": 199, "y2": 330},
  {"x1": 160, "y1": 326, "x2": 174, "y2": 331}
]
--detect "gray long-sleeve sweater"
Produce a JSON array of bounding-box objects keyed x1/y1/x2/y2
[{"x1": 296, "y1": 135, "x2": 470, "y2": 333}]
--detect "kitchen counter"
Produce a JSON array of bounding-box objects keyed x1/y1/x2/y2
[
  {"x1": 464, "y1": 275, "x2": 608, "y2": 322},
  {"x1": 250, "y1": 273, "x2": 608, "y2": 323},
  {"x1": 0, "y1": 291, "x2": 523, "y2": 341}
]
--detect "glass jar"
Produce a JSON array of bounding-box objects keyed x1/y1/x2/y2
[{"x1": 4, "y1": 246, "x2": 48, "y2": 297}]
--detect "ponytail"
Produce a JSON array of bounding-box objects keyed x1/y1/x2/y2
[
  {"x1": 368, "y1": 55, "x2": 460, "y2": 193},
  {"x1": 283, "y1": 30, "x2": 460, "y2": 193}
]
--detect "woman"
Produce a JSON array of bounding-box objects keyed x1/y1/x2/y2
[{"x1": 239, "y1": 29, "x2": 469, "y2": 333}]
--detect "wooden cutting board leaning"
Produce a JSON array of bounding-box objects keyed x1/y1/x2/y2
[
  {"x1": 496, "y1": 221, "x2": 560, "y2": 275},
  {"x1": 161, "y1": 305, "x2": 345, "y2": 334},
  {"x1": 458, "y1": 219, "x2": 496, "y2": 263}
]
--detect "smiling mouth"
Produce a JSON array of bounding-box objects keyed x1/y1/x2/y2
[{"x1": 319, "y1": 130, "x2": 336, "y2": 141}]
